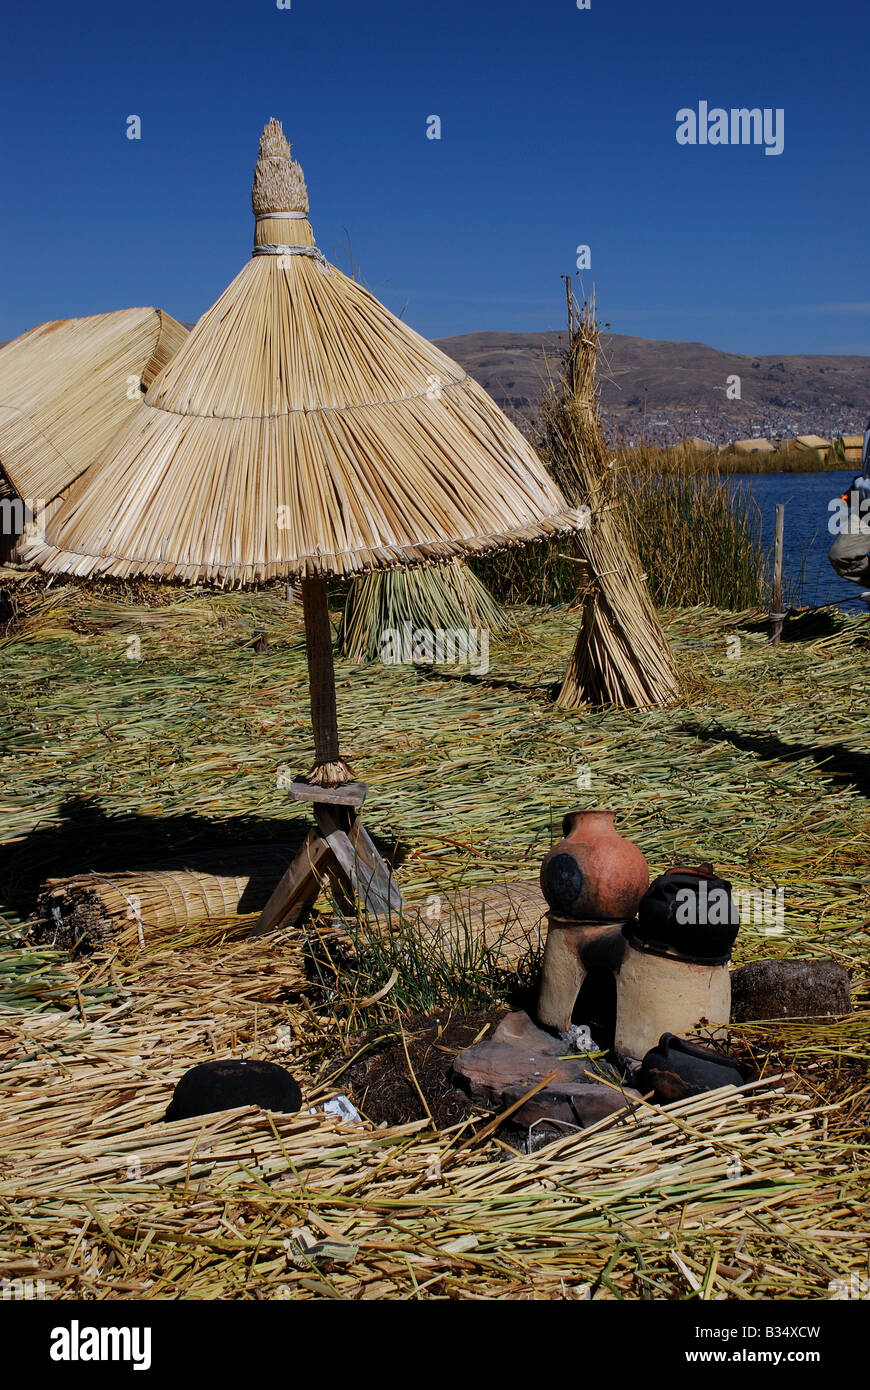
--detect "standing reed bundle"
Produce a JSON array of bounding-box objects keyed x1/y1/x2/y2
[
  {"x1": 337, "y1": 559, "x2": 509, "y2": 663},
  {"x1": 541, "y1": 286, "x2": 681, "y2": 709}
]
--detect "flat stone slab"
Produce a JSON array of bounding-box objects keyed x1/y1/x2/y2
[
  {"x1": 730, "y1": 959, "x2": 851, "y2": 1022},
  {"x1": 451, "y1": 1010, "x2": 640, "y2": 1130}
]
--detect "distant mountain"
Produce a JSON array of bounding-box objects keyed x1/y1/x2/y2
[
  {"x1": 433, "y1": 331, "x2": 870, "y2": 445},
  {"x1": 3, "y1": 321, "x2": 867, "y2": 446}
]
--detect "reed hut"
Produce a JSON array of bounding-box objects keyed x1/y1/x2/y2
[
  {"x1": 840, "y1": 433, "x2": 864, "y2": 464},
  {"x1": 25, "y1": 120, "x2": 581, "y2": 791},
  {"x1": 733, "y1": 438, "x2": 774, "y2": 455},
  {"x1": 794, "y1": 434, "x2": 830, "y2": 460},
  {"x1": 0, "y1": 308, "x2": 187, "y2": 556}
]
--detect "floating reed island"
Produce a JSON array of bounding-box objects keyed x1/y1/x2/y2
[{"x1": 0, "y1": 119, "x2": 867, "y2": 1304}]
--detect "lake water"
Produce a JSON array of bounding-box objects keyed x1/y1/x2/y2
[{"x1": 730, "y1": 469, "x2": 866, "y2": 608}]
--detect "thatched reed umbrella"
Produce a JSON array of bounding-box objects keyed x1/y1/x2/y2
[
  {"x1": 0, "y1": 308, "x2": 186, "y2": 557},
  {"x1": 25, "y1": 119, "x2": 582, "y2": 792}
]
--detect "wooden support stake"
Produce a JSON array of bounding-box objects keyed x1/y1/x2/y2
[
  {"x1": 247, "y1": 783, "x2": 404, "y2": 938},
  {"x1": 247, "y1": 830, "x2": 331, "y2": 937},
  {"x1": 349, "y1": 821, "x2": 404, "y2": 915},
  {"x1": 302, "y1": 575, "x2": 341, "y2": 765},
  {"x1": 313, "y1": 804, "x2": 400, "y2": 920},
  {"x1": 300, "y1": 575, "x2": 355, "y2": 786},
  {"x1": 771, "y1": 503, "x2": 785, "y2": 646}
]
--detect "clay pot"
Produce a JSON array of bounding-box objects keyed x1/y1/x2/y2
[
  {"x1": 614, "y1": 941, "x2": 731, "y2": 1060},
  {"x1": 540, "y1": 809, "x2": 649, "y2": 921},
  {"x1": 537, "y1": 915, "x2": 627, "y2": 1034},
  {"x1": 638, "y1": 1033, "x2": 748, "y2": 1104},
  {"x1": 635, "y1": 863, "x2": 739, "y2": 962}
]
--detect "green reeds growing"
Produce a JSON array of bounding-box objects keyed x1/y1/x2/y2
[
  {"x1": 476, "y1": 442, "x2": 772, "y2": 612},
  {"x1": 308, "y1": 899, "x2": 540, "y2": 1021},
  {"x1": 617, "y1": 444, "x2": 769, "y2": 609},
  {"x1": 472, "y1": 541, "x2": 583, "y2": 607}
]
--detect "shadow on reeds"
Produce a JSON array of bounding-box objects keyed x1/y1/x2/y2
[
  {"x1": 412, "y1": 663, "x2": 556, "y2": 700},
  {"x1": 743, "y1": 608, "x2": 865, "y2": 643},
  {"x1": 680, "y1": 721, "x2": 870, "y2": 799},
  {"x1": 0, "y1": 794, "x2": 411, "y2": 916}
]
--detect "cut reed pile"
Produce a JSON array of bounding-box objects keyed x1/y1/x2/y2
[
  {"x1": 0, "y1": 308, "x2": 187, "y2": 507},
  {"x1": 1, "y1": 582, "x2": 868, "y2": 1298},
  {"x1": 1, "y1": 976, "x2": 865, "y2": 1300},
  {"x1": 1, "y1": 582, "x2": 867, "y2": 967},
  {"x1": 539, "y1": 289, "x2": 681, "y2": 708},
  {"x1": 0, "y1": 919, "x2": 119, "y2": 1014}
]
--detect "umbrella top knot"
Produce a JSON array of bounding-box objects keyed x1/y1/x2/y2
[{"x1": 252, "y1": 118, "x2": 309, "y2": 217}]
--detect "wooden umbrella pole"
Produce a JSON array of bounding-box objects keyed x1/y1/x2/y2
[
  {"x1": 770, "y1": 504, "x2": 785, "y2": 646},
  {"x1": 301, "y1": 574, "x2": 355, "y2": 786}
]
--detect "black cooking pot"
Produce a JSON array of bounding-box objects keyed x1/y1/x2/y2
[
  {"x1": 639, "y1": 1033, "x2": 747, "y2": 1104},
  {"x1": 629, "y1": 863, "x2": 739, "y2": 963}
]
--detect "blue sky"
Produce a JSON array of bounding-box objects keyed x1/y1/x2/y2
[{"x1": 1, "y1": 0, "x2": 867, "y2": 353}]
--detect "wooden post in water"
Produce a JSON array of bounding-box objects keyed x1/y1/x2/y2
[{"x1": 771, "y1": 504, "x2": 785, "y2": 645}]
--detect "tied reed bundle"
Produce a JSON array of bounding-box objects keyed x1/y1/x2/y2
[
  {"x1": 252, "y1": 117, "x2": 308, "y2": 220},
  {"x1": 338, "y1": 559, "x2": 509, "y2": 664},
  {"x1": 36, "y1": 845, "x2": 301, "y2": 953},
  {"x1": 541, "y1": 286, "x2": 681, "y2": 709}
]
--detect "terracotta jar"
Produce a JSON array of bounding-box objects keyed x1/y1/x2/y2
[{"x1": 540, "y1": 809, "x2": 649, "y2": 921}]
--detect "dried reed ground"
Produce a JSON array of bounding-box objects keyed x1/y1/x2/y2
[{"x1": 0, "y1": 582, "x2": 868, "y2": 1299}]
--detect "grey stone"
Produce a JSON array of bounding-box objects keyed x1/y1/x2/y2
[{"x1": 730, "y1": 959, "x2": 851, "y2": 1022}]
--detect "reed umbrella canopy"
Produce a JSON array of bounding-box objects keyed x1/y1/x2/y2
[{"x1": 25, "y1": 119, "x2": 584, "y2": 786}]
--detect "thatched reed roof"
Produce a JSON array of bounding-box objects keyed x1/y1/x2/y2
[
  {"x1": 733, "y1": 438, "x2": 775, "y2": 454},
  {"x1": 24, "y1": 121, "x2": 580, "y2": 587},
  {"x1": 0, "y1": 308, "x2": 187, "y2": 506}
]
